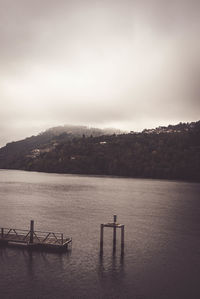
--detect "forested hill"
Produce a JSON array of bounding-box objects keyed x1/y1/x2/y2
[{"x1": 0, "y1": 121, "x2": 200, "y2": 182}]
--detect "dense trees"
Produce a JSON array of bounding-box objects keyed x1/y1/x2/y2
[{"x1": 0, "y1": 121, "x2": 200, "y2": 182}]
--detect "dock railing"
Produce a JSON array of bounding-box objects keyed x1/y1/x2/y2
[{"x1": 0, "y1": 226, "x2": 70, "y2": 245}]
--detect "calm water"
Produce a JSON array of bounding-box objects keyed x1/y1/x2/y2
[{"x1": 0, "y1": 170, "x2": 200, "y2": 299}]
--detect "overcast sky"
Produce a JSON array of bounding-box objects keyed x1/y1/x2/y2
[{"x1": 0, "y1": 0, "x2": 199, "y2": 147}]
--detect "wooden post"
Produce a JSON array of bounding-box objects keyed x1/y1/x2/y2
[
  {"x1": 61, "y1": 233, "x2": 63, "y2": 245},
  {"x1": 100, "y1": 224, "x2": 104, "y2": 253},
  {"x1": 114, "y1": 215, "x2": 117, "y2": 223},
  {"x1": 113, "y1": 215, "x2": 117, "y2": 252},
  {"x1": 1, "y1": 228, "x2": 4, "y2": 238},
  {"x1": 30, "y1": 220, "x2": 34, "y2": 244},
  {"x1": 121, "y1": 225, "x2": 125, "y2": 254}
]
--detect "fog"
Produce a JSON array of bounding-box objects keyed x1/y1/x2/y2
[{"x1": 0, "y1": 0, "x2": 199, "y2": 146}]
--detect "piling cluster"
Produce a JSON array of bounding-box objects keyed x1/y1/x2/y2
[{"x1": 100, "y1": 215, "x2": 125, "y2": 254}]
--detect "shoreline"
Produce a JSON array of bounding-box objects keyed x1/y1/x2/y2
[{"x1": 0, "y1": 168, "x2": 199, "y2": 184}]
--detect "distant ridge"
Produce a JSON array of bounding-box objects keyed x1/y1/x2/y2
[
  {"x1": 141, "y1": 121, "x2": 198, "y2": 134},
  {"x1": 0, "y1": 121, "x2": 199, "y2": 182},
  {"x1": 43, "y1": 125, "x2": 122, "y2": 137}
]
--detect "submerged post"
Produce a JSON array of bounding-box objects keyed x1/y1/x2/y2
[
  {"x1": 121, "y1": 225, "x2": 125, "y2": 254},
  {"x1": 113, "y1": 215, "x2": 117, "y2": 252},
  {"x1": 100, "y1": 224, "x2": 104, "y2": 253},
  {"x1": 30, "y1": 220, "x2": 34, "y2": 244}
]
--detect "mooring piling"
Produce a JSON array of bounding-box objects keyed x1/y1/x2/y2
[
  {"x1": 30, "y1": 220, "x2": 34, "y2": 244},
  {"x1": 121, "y1": 225, "x2": 125, "y2": 253},
  {"x1": 100, "y1": 215, "x2": 125, "y2": 254},
  {"x1": 100, "y1": 224, "x2": 104, "y2": 252},
  {"x1": 113, "y1": 215, "x2": 117, "y2": 252}
]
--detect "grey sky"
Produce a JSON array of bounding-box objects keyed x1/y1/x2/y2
[{"x1": 0, "y1": 0, "x2": 200, "y2": 146}]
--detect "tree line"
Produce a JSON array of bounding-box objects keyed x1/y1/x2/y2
[{"x1": 0, "y1": 121, "x2": 199, "y2": 182}]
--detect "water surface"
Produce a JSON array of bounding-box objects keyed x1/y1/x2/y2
[{"x1": 0, "y1": 170, "x2": 200, "y2": 298}]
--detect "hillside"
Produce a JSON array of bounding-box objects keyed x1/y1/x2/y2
[
  {"x1": 0, "y1": 125, "x2": 121, "y2": 169},
  {"x1": 0, "y1": 121, "x2": 200, "y2": 182}
]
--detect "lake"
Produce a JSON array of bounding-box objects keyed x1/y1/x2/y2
[{"x1": 0, "y1": 169, "x2": 200, "y2": 299}]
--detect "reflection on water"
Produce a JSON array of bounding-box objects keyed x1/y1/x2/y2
[
  {"x1": 0, "y1": 246, "x2": 124, "y2": 299},
  {"x1": 98, "y1": 252, "x2": 124, "y2": 275},
  {"x1": 0, "y1": 170, "x2": 200, "y2": 298}
]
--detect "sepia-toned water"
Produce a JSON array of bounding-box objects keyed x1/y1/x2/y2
[{"x1": 0, "y1": 170, "x2": 200, "y2": 299}]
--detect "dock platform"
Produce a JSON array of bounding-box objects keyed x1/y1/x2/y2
[{"x1": 0, "y1": 220, "x2": 72, "y2": 252}]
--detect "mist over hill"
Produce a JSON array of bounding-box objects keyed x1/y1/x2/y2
[
  {"x1": 0, "y1": 121, "x2": 199, "y2": 182},
  {"x1": 44, "y1": 125, "x2": 122, "y2": 137}
]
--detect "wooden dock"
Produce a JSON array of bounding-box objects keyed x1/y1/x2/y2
[{"x1": 0, "y1": 220, "x2": 72, "y2": 252}]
